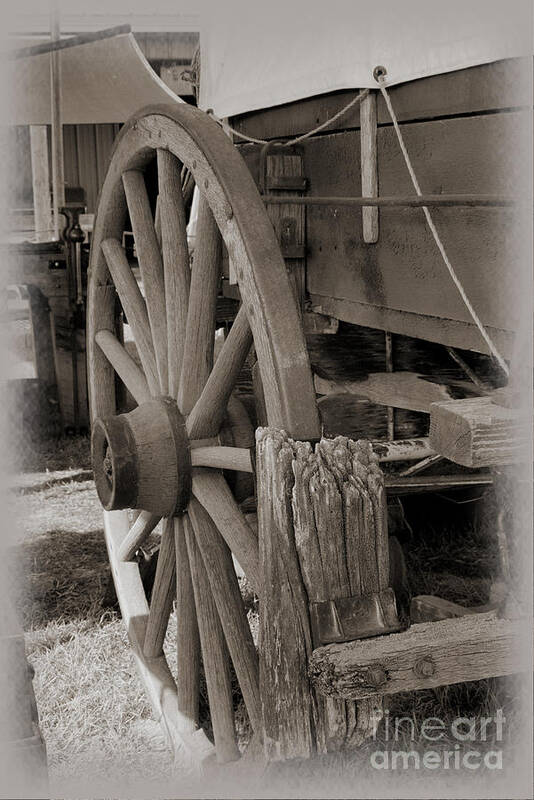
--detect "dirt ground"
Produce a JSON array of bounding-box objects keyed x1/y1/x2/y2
[{"x1": 7, "y1": 434, "x2": 524, "y2": 798}]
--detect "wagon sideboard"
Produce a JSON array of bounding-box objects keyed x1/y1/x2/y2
[{"x1": 230, "y1": 58, "x2": 529, "y2": 358}]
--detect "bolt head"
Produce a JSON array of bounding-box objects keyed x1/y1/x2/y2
[
  {"x1": 414, "y1": 657, "x2": 436, "y2": 678},
  {"x1": 367, "y1": 666, "x2": 388, "y2": 688}
]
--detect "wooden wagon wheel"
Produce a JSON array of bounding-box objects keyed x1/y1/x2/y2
[{"x1": 87, "y1": 104, "x2": 321, "y2": 763}]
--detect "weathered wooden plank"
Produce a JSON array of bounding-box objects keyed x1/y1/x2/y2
[
  {"x1": 233, "y1": 58, "x2": 529, "y2": 140},
  {"x1": 429, "y1": 397, "x2": 530, "y2": 467},
  {"x1": 309, "y1": 612, "x2": 527, "y2": 700},
  {"x1": 304, "y1": 113, "x2": 523, "y2": 338},
  {"x1": 256, "y1": 429, "x2": 400, "y2": 759},
  {"x1": 309, "y1": 294, "x2": 514, "y2": 358},
  {"x1": 314, "y1": 371, "x2": 451, "y2": 413},
  {"x1": 291, "y1": 435, "x2": 392, "y2": 750}
]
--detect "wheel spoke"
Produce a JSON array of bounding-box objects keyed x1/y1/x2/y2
[
  {"x1": 174, "y1": 515, "x2": 200, "y2": 726},
  {"x1": 188, "y1": 497, "x2": 261, "y2": 733},
  {"x1": 118, "y1": 511, "x2": 161, "y2": 562},
  {"x1": 102, "y1": 510, "x2": 215, "y2": 760},
  {"x1": 192, "y1": 470, "x2": 260, "y2": 593},
  {"x1": 157, "y1": 149, "x2": 191, "y2": 398},
  {"x1": 178, "y1": 196, "x2": 221, "y2": 414},
  {"x1": 122, "y1": 169, "x2": 168, "y2": 393},
  {"x1": 154, "y1": 195, "x2": 162, "y2": 250},
  {"x1": 191, "y1": 445, "x2": 253, "y2": 473},
  {"x1": 143, "y1": 517, "x2": 176, "y2": 658},
  {"x1": 101, "y1": 238, "x2": 159, "y2": 394},
  {"x1": 186, "y1": 306, "x2": 252, "y2": 439},
  {"x1": 95, "y1": 329, "x2": 151, "y2": 405},
  {"x1": 184, "y1": 514, "x2": 240, "y2": 763}
]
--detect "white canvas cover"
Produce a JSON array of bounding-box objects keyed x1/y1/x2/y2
[
  {"x1": 199, "y1": 0, "x2": 532, "y2": 118},
  {"x1": 9, "y1": 31, "x2": 183, "y2": 125}
]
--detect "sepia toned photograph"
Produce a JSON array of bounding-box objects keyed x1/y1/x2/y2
[{"x1": 0, "y1": 1, "x2": 532, "y2": 797}]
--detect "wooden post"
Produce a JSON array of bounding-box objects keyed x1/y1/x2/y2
[
  {"x1": 29, "y1": 126, "x2": 52, "y2": 242},
  {"x1": 360, "y1": 91, "x2": 379, "y2": 243},
  {"x1": 27, "y1": 284, "x2": 61, "y2": 435},
  {"x1": 50, "y1": 5, "x2": 65, "y2": 240},
  {"x1": 256, "y1": 428, "x2": 321, "y2": 760},
  {"x1": 257, "y1": 429, "x2": 396, "y2": 759}
]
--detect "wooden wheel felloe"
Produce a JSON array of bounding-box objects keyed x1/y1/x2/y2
[{"x1": 87, "y1": 103, "x2": 320, "y2": 763}]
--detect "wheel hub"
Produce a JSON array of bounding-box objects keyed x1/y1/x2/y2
[{"x1": 92, "y1": 397, "x2": 192, "y2": 516}]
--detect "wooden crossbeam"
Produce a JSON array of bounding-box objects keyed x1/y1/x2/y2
[
  {"x1": 429, "y1": 397, "x2": 530, "y2": 467},
  {"x1": 309, "y1": 612, "x2": 527, "y2": 701}
]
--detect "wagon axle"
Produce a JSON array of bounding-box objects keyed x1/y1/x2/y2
[{"x1": 92, "y1": 396, "x2": 192, "y2": 516}]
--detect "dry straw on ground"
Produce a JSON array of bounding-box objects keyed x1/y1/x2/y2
[{"x1": 8, "y1": 434, "x2": 521, "y2": 797}]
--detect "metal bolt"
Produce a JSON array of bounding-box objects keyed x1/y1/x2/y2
[
  {"x1": 414, "y1": 656, "x2": 436, "y2": 678},
  {"x1": 367, "y1": 666, "x2": 388, "y2": 688}
]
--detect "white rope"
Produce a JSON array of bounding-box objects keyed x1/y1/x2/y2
[
  {"x1": 207, "y1": 88, "x2": 370, "y2": 147},
  {"x1": 376, "y1": 73, "x2": 509, "y2": 377}
]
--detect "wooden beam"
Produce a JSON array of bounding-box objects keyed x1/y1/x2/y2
[
  {"x1": 309, "y1": 612, "x2": 528, "y2": 701},
  {"x1": 370, "y1": 437, "x2": 434, "y2": 463},
  {"x1": 429, "y1": 397, "x2": 530, "y2": 467},
  {"x1": 49, "y1": 7, "x2": 65, "y2": 240},
  {"x1": 314, "y1": 372, "x2": 451, "y2": 414},
  {"x1": 262, "y1": 194, "x2": 516, "y2": 208},
  {"x1": 385, "y1": 472, "x2": 492, "y2": 495},
  {"x1": 10, "y1": 25, "x2": 132, "y2": 59}
]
